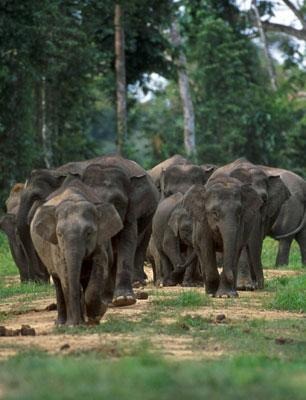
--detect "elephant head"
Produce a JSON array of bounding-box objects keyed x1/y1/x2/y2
[
  {"x1": 161, "y1": 164, "x2": 209, "y2": 198},
  {"x1": 32, "y1": 191, "x2": 123, "y2": 325},
  {"x1": 183, "y1": 176, "x2": 262, "y2": 296}
]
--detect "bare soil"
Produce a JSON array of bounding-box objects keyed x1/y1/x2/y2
[{"x1": 0, "y1": 268, "x2": 304, "y2": 361}]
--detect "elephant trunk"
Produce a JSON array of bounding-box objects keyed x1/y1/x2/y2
[
  {"x1": 220, "y1": 220, "x2": 240, "y2": 289},
  {"x1": 65, "y1": 246, "x2": 85, "y2": 326}
]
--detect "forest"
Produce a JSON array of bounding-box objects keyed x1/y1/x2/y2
[{"x1": 0, "y1": 0, "x2": 306, "y2": 206}]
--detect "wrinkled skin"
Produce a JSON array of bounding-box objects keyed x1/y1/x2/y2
[
  {"x1": 183, "y1": 175, "x2": 263, "y2": 297},
  {"x1": 262, "y1": 167, "x2": 306, "y2": 266},
  {"x1": 151, "y1": 193, "x2": 201, "y2": 287},
  {"x1": 209, "y1": 159, "x2": 291, "y2": 290},
  {"x1": 161, "y1": 164, "x2": 214, "y2": 199},
  {"x1": 17, "y1": 155, "x2": 159, "y2": 303},
  {"x1": 147, "y1": 154, "x2": 189, "y2": 193},
  {"x1": 0, "y1": 183, "x2": 43, "y2": 281},
  {"x1": 81, "y1": 163, "x2": 159, "y2": 305},
  {"x1": 31, "y1": 180, "x2": 121, "y2": 326}
]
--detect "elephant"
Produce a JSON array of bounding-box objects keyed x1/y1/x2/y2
[
  {"x1": 30, "y1": 177, "x2": 120, "y2": 326},
  {"x1": 0, "y1": 183, "x2": 36, "y2": 281},
  {"x1": 147, "y1": 154, "x2": 189, "y2": 193},
  {"x1": 183, "y1": 174, "x2": 263, "y2": 297},
  {"x1": 209, "y1": 158, "x2": 291, "y2": 290},
  {"x1": 160, "y1": 163, "x2": 215, "y2": 199},
  {"x1": 151, "y1": 192, "x2": 201, "y2": 286},
  {"x1": 261, "y1": 166, "x2": 306, "y2": 266},
  {"x1": 17, "y1": 155, "x2": 159, "y2": 306}
]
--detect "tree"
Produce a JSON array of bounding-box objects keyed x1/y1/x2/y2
[{"x1": 169, "y1": 19, "x2": 196, "y2": 157}]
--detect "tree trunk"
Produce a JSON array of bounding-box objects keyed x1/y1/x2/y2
[
  {"x1": 252, "y1": 0, "x2": 277, "y2": 91},
  {"x1": 169, "y1": 20, "x2": 196, "y2": 157},
  {"x1": 114, "y1": 3, "x2": 127, "y2": 155},
  {"x1": 40, "y1": 76, "x2": 53, "y2": 167}
]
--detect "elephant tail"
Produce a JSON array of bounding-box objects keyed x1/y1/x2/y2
[{"x1": 274, "y1": 209, "x2": 306, "y2": 240}]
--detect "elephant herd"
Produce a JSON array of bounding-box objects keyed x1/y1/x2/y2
[{"x1": 0, "y1": 154, "x2": 306, "y2": 326}]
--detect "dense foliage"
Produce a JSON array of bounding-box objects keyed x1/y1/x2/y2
[{"x1": 0, "y1": 0, "x2": 306, "y2": 206}]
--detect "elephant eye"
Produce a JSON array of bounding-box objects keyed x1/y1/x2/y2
[{"x1": 211, "y1": 210, "x2": 219, "y2": 220}]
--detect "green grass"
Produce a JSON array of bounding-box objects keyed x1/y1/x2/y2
[
  {"x1": 153, "y1": 289, "x2": 211, "y2": 308},
  {"x1": 268, "y1": 274, "x2": 306, "y2": 312},
  {"x1": 262, "y1": 237, "x2": 303, "y2": 269},
  {"x1": 1, "y1": 351, "x2": 306, "y2": 400},
  {"x1": 0, "y1": 232, "x2": 19, "y2": 276}
]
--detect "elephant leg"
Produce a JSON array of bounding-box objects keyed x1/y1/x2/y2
[
  {"x1": 85, "y1": 255, "x2": 108, "y2": 325},
  {"x1": 133, "y1": 216, "x2": 152, "y2": 286},
  {"x1": 112, "y1": 223, "x2": 137, "y2": 307},
  {"x1": 197, "y1": 239, "x2": 219, "y2": 295},
  {"x1": 53, "y1": 276, "x2": 67, "y2": 326},
  {"x1": 162, "y1": 234, "x2": 185, "y2": 285},
  {"x1": 149, "y1": 238, "x2": 162, "y2": 286},
  {"x1": 182, "y1": 250, "x2": 202, "y2": 287},
  {"x1": 296, "y1": 227, "x2": 306, "y2": 265},
  {"x1": 275, "y1": 238, "x2": 293, "y2": 266},
  {"x1": 236, "y1": 247, "x2": 256, "y2": 291},
  {"x1": 160, "y1": 252, "x2": 176, "y2": 286}
]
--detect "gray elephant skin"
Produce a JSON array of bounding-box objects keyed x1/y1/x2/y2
[
  {"x1": 17, "y1": 155, "x2": 159, "y2": 306},
  {"x1": 209, "y1": 158, "x2": 290, "y2": 290},
  {"x1": 151, "y1": 192, "x2": 201, "y2": 286},
  {"x1": 31, "y1": 178, "x2": 120, "y2": 326},
  {"x1": 0, "y1": 183, "x2": 44, "y2": 281},
  {"x1": 262, "y1": 166, "x2": 306, "y2": 266},
  {"x1": 183, "y1": 174, "x2": 263, "y2": 297}
]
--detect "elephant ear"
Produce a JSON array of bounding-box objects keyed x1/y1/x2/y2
[
  {"x1": 182, "y1": 185, "x2": 206, "y2": 222},
  {"x1": 33, "y1": 205, "x2": 57, "y2": 244},
  {"x1": 168, "y1": 206, "x2": 183, "y2": 237},
  {"x1": 267, "y1": 176, "x2": 291, "y2": 219},
  {"x1": 241, "y1": 184, "x2": 263, "y2": 224},
  {"x1": 96, "y1": 203, "x2": 124, "y2": 242}
]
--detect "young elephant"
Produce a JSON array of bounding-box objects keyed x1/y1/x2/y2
[
  {"x1": 30, "y1": 179, "x2": 123, "y2": 326},
  {"x1": 152, "y1": 193, "x2": 201, "y2": 286},
  {"x1": 183, "y1": 175, "x2": 263, "y2": 297}
]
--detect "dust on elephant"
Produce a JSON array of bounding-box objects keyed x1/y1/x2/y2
[
  {"x1": 262, "y1": 166, "x2": 306, "y2": 266},
  {"x1": 183, "y1": 175, "x2": 263, "y2": 297},
  {"x1": 161, "y1": 163, "x2": 214, "y2": 199},
  {"x1": 16, "y1": 155, "x2": 159, "y2": 303},
  {"x1": 0, "y1": 183, "x2": 42, "y2": 281},
  {"x1": 151, "y1": 192, "x2": 201, "y2": 286},
  {"x1": 31, "y1": 178, "x2": 121, "y2": 326},
  {"x1": 209, "y1": 158, "x2": 290, "y2": 290}
]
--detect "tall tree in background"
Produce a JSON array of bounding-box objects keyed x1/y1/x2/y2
[
  {"x1": 252, "y1": 0, "x2": 277, "y2": 91},
  {"x1": 114, "y1": 3, "x2": 127, "y2": 154},
  {"x1": 170, "y1": 19, "x2": 196, "y2": 157}
]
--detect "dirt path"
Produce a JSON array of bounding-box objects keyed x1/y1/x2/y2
[{"x1": 0, "y1": 268, "x2": 304, "y2": 360}]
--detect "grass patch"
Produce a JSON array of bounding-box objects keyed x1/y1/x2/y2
[
  {"x1": 262, "y1": 237, "x2": 303, "y2": 269},
  {"x1": 1, "y1": 352, "x2": 306, "y2": 399},
  {"x1": 0, "y1": 282, "x2": 54, "y2": 303},
  {"x1": 0, "y1": 232, "x2": 18, "y2": 277},
  {"x1": 268, "y1": 274, "x2": 306, "y2": 312},
  {"x1": 153, "y1": 290, "x2": 211, "y2": 308}
]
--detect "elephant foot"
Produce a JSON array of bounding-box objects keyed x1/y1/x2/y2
[
  {"x1": 55, "y1": 318, "x2": 66, "y2": 326},
  {"x1": 112, "y1": 288, "x2": 136, "y2": 307},
  {"x1": 163, "y1": 278, "x2": 178, "y2": 287},
  {"x1": 182, "y1": 280, "x2": 203, "y2": 287},
  {"x1": 133, "y1": 280, "x2": 146, "y2": 288},
  {"x1": 214, "y1": 288, "x2": 238, "y2": 298},
  {"x1": 237, "y1": 278, "x2": 256, "y2": 291},
  {"x1": 86, "y1": 317, "x2": 100, "y2": 326}
]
